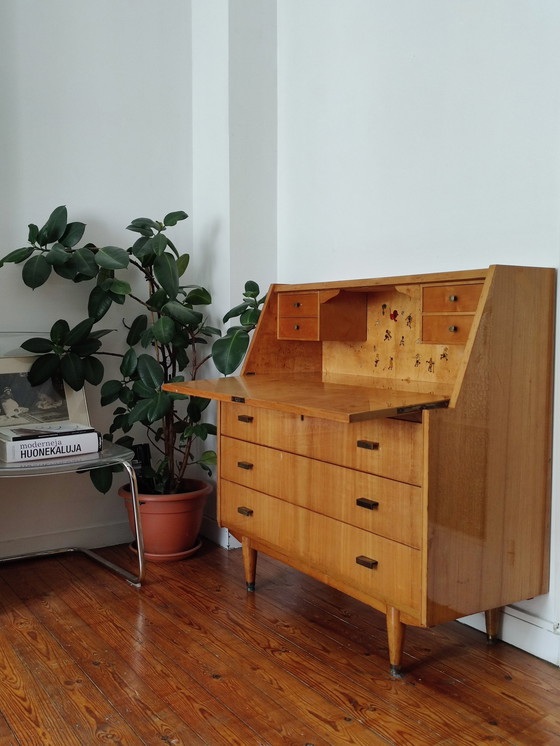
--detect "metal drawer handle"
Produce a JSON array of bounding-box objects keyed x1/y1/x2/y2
[
  {"x1": 237, "y1": 506, "x2": 254, "y2": 517},
  {"x1": 448, "y1": 294, "x2": 458, "y2": 302},
  {"x1": 294, "y1": 324, "x2": 300, "y2": 330},
  {"x1": 293, "y1": 302, "x2": 301, "y2": 308},
  {"x1": 357, "y1": 440, "x2": 379, "y2": 451},
  {"x1": 356, "y1": 555, "x2": 378, "y2": 570},
  {"x1": 356, "y1": 497, "x2": 379, "y2": 510},
  {"x1": 448, "y1": 325, "x2": 458, "y2": 333},
  {"x1": 237, "y1": 415, "x2": 254, "y2": 423},
  {"x1": 237, "y1": 461, "x2": 254, "y2": 470}
]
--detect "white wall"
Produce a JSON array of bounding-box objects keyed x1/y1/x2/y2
[
  {"x1": 0, "y1": 0, "x2": 193, "y2": 554},
  {"x1": 277, "y1": 0, "x2": 560, "y2": 664}
]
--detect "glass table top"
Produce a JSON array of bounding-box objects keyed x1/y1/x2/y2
[{"x1": 0, "y1": 442, "x2": 134, "y2": 478}]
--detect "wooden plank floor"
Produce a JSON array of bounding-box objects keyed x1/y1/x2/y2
[{"x1": 0, "y1": 541, "x2": 558, "y2": 745}]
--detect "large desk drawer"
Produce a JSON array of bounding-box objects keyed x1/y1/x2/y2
[
  {"x1": 220, "y1": 437, "x2": 421, "y2": 548},
  {"x1": 220, "y1": 403, "x2": 423, "y2": 485},
  {"x1": 220, "y1": 481, "x2": 422, "y2": 615}
]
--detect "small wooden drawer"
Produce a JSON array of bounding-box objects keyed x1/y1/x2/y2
[
  {"x1": 278, "y1": 292, "x2": 319, "y2": 317},
  {"x1": 277, "y1": 290, "x2": 367, "y2": 342},
  {"x1": 422, "y1": 315, "x2": 474, "y2": 345},
  {"x1": 422, "y1": 284, "x2": 483, "y2": 313},
  {"x1": 220, "y1": 403, "x2": 423, "y2": 485},
  {"x1": 277, "y1": 316, "x2": 319, "y2": 340},
  {"x1": 219, "y1": 482, "x2": 422, "y2": 614},
  {"x1": 220, "y1": 437, "x2": 422, "y2": 547}
]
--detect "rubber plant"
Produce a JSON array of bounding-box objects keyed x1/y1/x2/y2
[{"x1": 0, "y1": 205, "x2": 265, "y2": 494}]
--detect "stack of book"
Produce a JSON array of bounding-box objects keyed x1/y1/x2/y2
[{"x1": 0, "y1": 422, "x2": 102, "y2": 463}]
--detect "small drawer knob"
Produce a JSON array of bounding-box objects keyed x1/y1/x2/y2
[
  {"x1": 356, "y1": 497, "x2": 379, "y2": 510},
  {"x1": 448, "y1": 325, "x2": 458, "y2": 333},
  {"x1": 356, "y1": 555, "x2": 378, "y2": 570},
  {"x1": 237, "y1": 461, "x2": 254, "y2": 470},
  {"x1": 293, "y1": 302, "x2": 301, "y2": 308},
  {"x1": 294, "y1": 324, "x2": 300, "y2": 330},
  {"x1": 448, "y1": 294, "x2": 458, "y2": 302},
  {"x1": 237, "y1": 506, "x2": 254, "y2": 517}
]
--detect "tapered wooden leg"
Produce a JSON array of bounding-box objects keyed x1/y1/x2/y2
[
  {"x1": 241, "y1": 537, "x2": 257, "y2": 592},
  {"x1": 485, "y1": 607, "x2": 503, "y2": 643},
  {"x1": 386, "y1": 606, "x2": 406, "y2": 677}
]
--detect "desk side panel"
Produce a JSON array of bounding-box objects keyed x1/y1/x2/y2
[{"x1": 425, "y1": 265, "x2": 555, "y2": 625}]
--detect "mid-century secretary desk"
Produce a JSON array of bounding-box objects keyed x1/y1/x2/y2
[{"x1": 164, "y1": 265, "x2": 555, "y2": 674}]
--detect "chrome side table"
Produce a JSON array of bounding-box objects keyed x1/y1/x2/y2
[{"x1": 0, "y1": 442, "x2": 144, "y2": 586}]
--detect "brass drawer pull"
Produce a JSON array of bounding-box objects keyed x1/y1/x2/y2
[
  {"x1": 237, "y1": 506, "x2": 254, "y2": 517},
  {"x1": 448, "y1": 325, "x2": 458, "y2": 333},
  {"x1": 237, "y1": 461, "x2": 254, "y2": 470},
  {"x1": 356, "y1": 555, "x2": 378, "y2": 570},
  {"x1": 237, "y1": 415, "x2": 254, "y2": 423},
  {"x1": 448, "y1": 294, "x2": 458, "y2": 302},
  {"x1": 357, "y1": 440, "x2": 380, "y2": 451},
  {"x1": 356, "y1": 497, "x2": 379, "y2": 510}
]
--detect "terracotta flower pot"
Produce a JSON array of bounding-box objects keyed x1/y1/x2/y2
[{"x1": 119, "y1": 478, "x2": 212, "y2": 562}]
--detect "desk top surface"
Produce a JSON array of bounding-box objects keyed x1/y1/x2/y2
[{"x1": 163, "y1": 374, "x2": 449, "y2": 422}]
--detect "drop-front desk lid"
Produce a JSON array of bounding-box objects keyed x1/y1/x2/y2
[{"x1": 163, "y1": 374, "x2": 450, "y2": 423}]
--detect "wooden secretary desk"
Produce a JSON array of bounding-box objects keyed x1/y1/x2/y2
[{"x1": 164, "y1": 265, "x2": 555, "y2": 674}]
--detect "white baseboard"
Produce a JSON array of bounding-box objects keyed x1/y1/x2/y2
[
  {"x1": 460, "y1": 607, "x2": 560, "y2": 666},
  {"x1": 0, "y1": 521, "x2": 133, "y2": 560}
]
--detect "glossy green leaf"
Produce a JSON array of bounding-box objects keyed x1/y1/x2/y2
[
  {"x1": 154, "y1": 253, "x2": 179, "y2": 299},
  {"x1": 126, "y1": 315, "x2": 148, "y2": 346},
  {"x1": 185, "y1": 286, "x2": 211, "y2": 306},
  {"x1": 132, "y1": 379, "x2": 156, "y2": 399},
  {"x1": 198, "y1": 449, "x2": 217, "y2": 466},
  {"x1": 88, "y1": 286, "x2": 113, "y2": 320},
  {"x1": 89, "y1": 466, "x2": 113, "y2": 493},
  {"x1": 59, "y1": 221, "x2": 85, "y2": 248},
  {"x1": 223, "y1": 301, "x2": 249, "y2": 323},
  {"x1": 28, "y1": 223, "x2": 39, "y2": 244},
  {"x1": 45, "y1": 243, "x2": 71, "y2": 267},
  {"x1": 152, "y1": 316, "x2": 176, "y2": 344},
  {"x1": 107, "y1": 279, "x2": 131, "y2": 297},
  {"x1": 240, "y1": 307, "x2": 261, "y2": 326},
  {"x1": 65, "y1": 318, "x2": 95, "y2": 345},
  {"x1": 100, "y1": 379, "x2": 123, "y2": 405},
  {"x1": 127, "y1": 397, "x2": 154, "y2": 425},
  {"x1": 137, "y1": 354, "x2": 164, "y2": 389},
  {"x1": 70, "y1": 338, "x2": 102, "y2": 356},
  {"x1": 70, "y1": 247, "x2": 98, "y2": 278},
  {"x1": 146, "y1": 234, "x2": 167, "y2": 256},
  {"x1": 211, "y1": 327, "x2": 250, "y2": 375},
  {"x1": 147, "y1": 391, "x2": 172, "y2": 422},
  {"x1": 27, "y1": 353, "x2": 61, "y2": 385},
  {"x1": 83, "y1": 356, "x2": 104, "y2": 385},
  {"x1": 22, "y1": 255, "x2": 52, "y2": 288},
  {"x1": 163, "y1": 210, "x2": 188, "y2": 226},
  {"x1": 60, "y1": 352, "x2": 85, "y2": 390},
  {"x1": 1, "y1": 246, "x2": 34, "y2": 264},
  {"x1": 162, "y1": 300, "x2": 203, "y2": 327},
  {"x1": 95, "y1": 245, "x2": 130, "y2": 270},
  {"x1": 21, "y1": 337, "x2": 54, "y2": 354},
  {"x1": 38, "y1": 205, "x2": 67, "y2": 245},
  {"x1": 176, "y1": 253, "x2": 190, "y2": 277},
  {"x1": 147, "y1": 288, "x2": 167, "y2": 310},
  {"x1": 244, "y1": 280, "x2": 260, "y2": 298},
  {"x1": 120, "y1": 347, "x2": 137, "y2": 377},
  {"x1": 50, "y1": 319, "x2": 70, "y2": 345}
]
